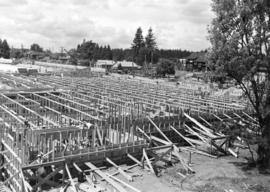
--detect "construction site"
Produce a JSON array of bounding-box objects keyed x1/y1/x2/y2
[{"x1": 0, "y1": 65, "x2": 264, "y2": 192}]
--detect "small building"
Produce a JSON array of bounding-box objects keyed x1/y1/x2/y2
[
  {"x1": 95, "y1": 60, "x2": 115, "y2": 70},
  {"x1": 112, "y1": 60, "x2": 141, "y2": 71},
  {"x1": 26, "y1": 51, "x2": 45, "y2": 60},
  {"x1": 185, "y1": 52, "x2": 207, "y2": 71}
]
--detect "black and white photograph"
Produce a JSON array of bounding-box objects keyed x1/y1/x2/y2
[{"x1": 0, "y1": 0, "x2": 269, "y2": 191}]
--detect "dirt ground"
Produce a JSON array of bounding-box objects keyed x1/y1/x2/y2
[
  {"x1": 124, "y1": 151, "x2": 269, "y2": 192},
  {"x1": 47, "y1": 148, "x2": 270, "y2": 192}
]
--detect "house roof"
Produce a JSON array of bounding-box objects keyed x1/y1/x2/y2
[
  {"x1": 186, "y1": 52, "x2": 207, "y2": 63},
  {"x1": 112, "y1": 60, "x2": 141, "y2": 69},
  {"x1": 96, "y1": 60, "x2": 115, "y2": 66}
]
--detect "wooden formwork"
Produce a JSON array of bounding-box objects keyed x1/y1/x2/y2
[
  {"x1": 0, "y1": 74, "x2": 252, "y2": 191},
  {"x1": 29, "y1": 75, "x2": 246, "y2": 114}
]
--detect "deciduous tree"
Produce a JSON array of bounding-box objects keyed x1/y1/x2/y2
[
  {"x1": 156, "y1": 59, "x2": 175, "y2": 77},
  {"x1": 30, "y1": 43, "x2": 43, "y2": 52},
  {"x1": 208, "y1": 0, "x2": 270, "y2": 171}
]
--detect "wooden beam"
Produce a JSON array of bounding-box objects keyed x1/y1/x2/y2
[
  {"x1": 20, "y1": 170, "x2": 32, "y2": 192},
  {"x1": 33, "y1": 166, "x2": 63, "y2": 190},
  {"x1": 106, "y1": 173, "x2": 141, "y2": 192},
  {"x1": 147, "y1": 144, "x2": 173, "y2": 151},
  {"x1": 212, "y1": 113, "x2": 223, "y2": 122},
  {"x1": 223, "y1": 113, "x2": 232, "y2": 119},
  {"x1": 106, "y1": 157, "x2": 133, "y2": 181},
  {"x1": 85, "y1": 162, "x2": 127, "y2": 192},
  {"x1": 170, "y1": 125, "x2": 195, "y2": 147},
  {"x1": 96, "y1": 126, "x2": 104, "y2": 146},
  {"x1": 150, "y1": 135, "x2": 171, "y2": 145},
  {"x1": 65, "y1": 164, "x2": 78, "y2": 192},
  {"x1": 142, "y1": 148, "x2": 154, "y2": 174},
  {"x1": 73, "y1": 163, "x2": 104, "y2": 192},
  {"x1": 149, "y1": 148, "x2": 173, "y2": 165},
  {"x1": 242, "y1": 111, "x2": 257, "y2": 122},
  {"x1": 172, "y1": 145, "x2": 194, "y2": 173},
  {"x1": 136, "y1": 126, "x2": 150, "y2": 140},
  {"x1": 127, "y1": 153, "x2": 143, "y2": 167},
  {"x1": 147, "y1": 117, "x2": 172, "y2": 143},
  {"x1": 3, "y1": 171, "x2": 20, "y2": 185},
  {"x1": 198, "y1": 116, "x2": 212, "y2": 127},
  {"x1": 1, "y1": 139, "x2": 22, "y2": 164},
  {"x1": 0, "y1": 93, "x2": 59, "y2": 127},
  {"x1": 184, "y1": 113, "x2": 214, "y2": 137}
]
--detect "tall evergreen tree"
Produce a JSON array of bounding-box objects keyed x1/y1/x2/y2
[
  {"x1": 145, "y1": 27, "x2": 158, "y2": 63},
  {"x1": 145, "y1": 28, "x2": 157, "y2": 50},
  {"x1": 0, "y1": 39, "x2": 2, "y2": 57},
  {"x1": 1, "y1": 39, "x2": 10, "y2": 59},
  {"x1": 131, "y1": 27, "x2": 145, "y2": 58}
]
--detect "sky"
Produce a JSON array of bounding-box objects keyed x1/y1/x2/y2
[{"x1": 0, "y1": 0, "x2": 214, "y2": 52}]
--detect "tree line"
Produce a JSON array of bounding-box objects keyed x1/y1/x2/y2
[
  {"x1": 73, "y1": 27, "x2": 191, "y2": 66},
  {"x1": 1, "y1": 28, "x2": 191, "y2": 65}
]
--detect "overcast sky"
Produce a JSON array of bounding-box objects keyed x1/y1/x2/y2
[{"x1": 0, "y1": 0, "x2": 214, "y2": 52}]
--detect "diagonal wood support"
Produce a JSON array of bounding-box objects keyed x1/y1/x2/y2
[
  {"x1": 85, "y1": 162, "x2": 127, "y2": 192},
  {"x1": 106, "y1": 157, "x2": 133, "y2": 181}
]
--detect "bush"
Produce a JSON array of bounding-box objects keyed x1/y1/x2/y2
[{"x1": 156, "y1": 59, "x2": 175, "y2": 77}]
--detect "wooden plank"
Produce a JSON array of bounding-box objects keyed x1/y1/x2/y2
[
  {"x1": 150, "y1": 136, "x2": 171, "y2": 145},
  {"x1": 180, "y1": 147, "x2": 218, "y2": 158},
  {"x1": 228, "y1": 148, "x2": 238, "y2": 158},
  {"x1": 127, "y1": 153, "x2": 143, "y2": 167},
  {"x1": 0, "y1": 159, "x2": 16, "y2": 169},
  {"x1": 223, "y1": 113, "x2": 232, "y2": 119},
  {"x1": 170, "y1": 125, "x2": 195, "y2": 147},
  {"x1": 150, "y1": 148, "x2": 173, "y2": 164},
  {"x1": 198, "y1": 116, "x2": 212, "y2": 127},
  {"x1": 147, "y1": 117, "x2": 172, "y2": 143},
  {"x1": 242, "y1": 111, "x2": 257, "y2": 122},
  {"x1": 33, "y1": 166, "x2": 63, "y2": 190},
  {"x1": 29, "y1": 150, "x2": 54, "y2": 165},
  {"x1": 1, "y1": 139, "x2": 22, "y2": 164},
  {"x1": 136, "y1": 126, "x2": 150, "y2": 140},
  {"x1": 96, "y1": 126, "x2": 104, "y2": 145},
  {"x1": 184, "y1": 113, "x2": 214, "y2": 137},
  {"x1": 172, "y1": 145, "x2": 194, "y2": 173},
  {"x1": 85, "y1": 162, "x2": 127, "y2": 192},
  {"x1": 20, "y1": 170, "x2": 32, "y2": 192},
  {"x1": 143, "y1": 148, "x2": 154, "y2": 174},
  {"x1": 65, "y1": 164, "x2": 78, "y2": 192},
  {"x1": 106, "y1": 173, "x2": 141, "y2": 192},
  {"x1": 147, "y1": 144, "x2": 173, "y2": 151},
  {"x1": 184, "y1": 124, "x2": 209, "y2": 144},
  {"x1": 0, "y1": 93, "x2": 59, "y2": 127},
  {"x1": 106, "y1": 157, "x2": 133, "y2": 181},
  {"x1": 73, "y1": 163, "x2": 104, "y2": 192},
  {"x1": 84, "y1": 176, "x2": 105, "y2": 192},
  {"x1": 212, "y1": 113, "x2": 223, "y2": 122},
  {"x1": 73, "y1": 162, "x2": 83, "y2": 172},
  {"x1": 3, "y1": 171, "x2": 20, "y2": 185}
]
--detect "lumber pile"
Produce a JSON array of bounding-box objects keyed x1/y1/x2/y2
[{"x1": 175, "y1": 112, "x2": 248, "y2": 158}]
